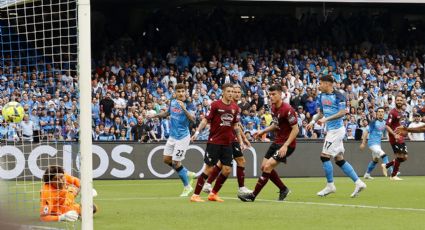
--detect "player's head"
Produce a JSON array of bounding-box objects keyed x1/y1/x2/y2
[
  {"x1": 43, "y1": 165, "x2": 65, "y2": 189},
  {"x1": 395, "y1": 95, "x2": 404, "y2": 109},
  {"x1": 376, "y1": 107, "x2": 385, "y2": 120},
  {"x1": 319, "y1": 75, "x2": 334, "y2": 93},
  {"x1": 268, "y1": 84, "x2": 283, "y2": 105},
  {"x1": 221, "y1": 83, "x2": 234, "y2": 103},
  {"x1": 232, "y1": 84, "x2": 242, "y2": 102},
  {"x1": 175, "y1": 83, "x2": 186, "y2": 101}
]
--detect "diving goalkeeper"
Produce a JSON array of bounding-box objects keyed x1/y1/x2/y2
[{"x1": 40, "y1": 165, "x2": 97, "y2": 222}]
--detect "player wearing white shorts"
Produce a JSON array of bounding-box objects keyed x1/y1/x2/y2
[
  {"x1": 149, "y1": 83, "x2": 196, "y2": 197},
  {"x1": 360, "y1": 107, "x2": 391, "y2": 179},
  {"x1": 307, "y1": 75, "x2": 366, "y2": 198}
]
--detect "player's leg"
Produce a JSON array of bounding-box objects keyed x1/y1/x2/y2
[
  {"x1": 364, "y1": 145, "x2": 381, "y2": 179},
  {"x1": 173, "y1": 136, "x2": 196, "y2": 196},
  {"x1": 334, "y1": 154, "x2": 366, "y2": 197},
  {"x1": 238, "y1": 157, "x2": 269, "y2": 202},
  {"x1": 233, "y1": 142, "x2": 251, "y2": 194},
  {"x1": 208, "y1": 145, "x2": 233, "y2": 202},
  {"x1": 390, "y1": 152, "x2": 407, "y2": 180},
  {"x1": 203, "y1": 161, "x2": 222, "y2": 194},
  {"x1": 317, "y1": 130, "x2": 337, "y2": 196},
  {"x1": 191, "y1": 144, "x2": 219, "y2": 202}
]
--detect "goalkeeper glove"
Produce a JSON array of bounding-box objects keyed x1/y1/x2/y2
[{"x1": 58, "y1": 210, "x2": 79, "y2": 222}]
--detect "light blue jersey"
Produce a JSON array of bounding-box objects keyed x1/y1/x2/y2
[
  {"x1": 317, "y1": 91, "x2": 346, "y2": 130},
  {"x1": 168, "y1": 100, "x2": 191, "y2": 140},
  {"x1": 367, "y1": 119, "x2": 386, "y2": 147}
]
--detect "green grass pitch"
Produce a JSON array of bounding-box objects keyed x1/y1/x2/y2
[{"x1": 93, "y1": 177, "x2": 425, "y2": 230}]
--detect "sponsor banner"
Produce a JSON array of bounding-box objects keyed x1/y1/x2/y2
[{"x1": 0, "y1": 141, "x2": 424, "y2": 180}]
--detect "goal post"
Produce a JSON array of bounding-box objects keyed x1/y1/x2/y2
[{"x1": 77, "y1": 0, "x2": 93, "y2": 229}]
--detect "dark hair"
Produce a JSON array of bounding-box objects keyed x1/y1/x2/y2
[
  {"x1": 42, "y1": 165, "x2": 64, "y2": 183},
  {"x1": 376, "y1": 107, "x2": 385, "y2": 112},
  {"x1": 222, "y1": 83, "x2": 234, "y2": 90},
  {"x1": 320, "y1": 75, "x2": 335, "y2": 83},
  {"x1": 175, "y1": 83, "x2": 186, "y2": 91},
  {"x1": 268, "y1": 85, "x2": 282, "y2": 92}
]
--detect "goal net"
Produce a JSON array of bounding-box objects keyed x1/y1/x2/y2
[{"x1": 0, "y1": 0, "x2": 92, "y2": 229}]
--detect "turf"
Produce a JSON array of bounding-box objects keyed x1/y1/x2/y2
[{"x1": 93, "y1": 177, "x2": 425, "y2": 230}]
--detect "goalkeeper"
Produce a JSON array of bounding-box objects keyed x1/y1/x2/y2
[{"x1": 40, "y1": 165, "x2": 97, "y2": 222}]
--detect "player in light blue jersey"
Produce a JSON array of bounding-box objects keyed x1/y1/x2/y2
[
  {"x1": 149, "y1": 83, "x2": 196, "y2": 197},
  {"x1": 360, "y1": 107, "x2": 391, "y2": 179},
  {"x1": 307, "y1": 75, "x2": 366, "y2": 198}
]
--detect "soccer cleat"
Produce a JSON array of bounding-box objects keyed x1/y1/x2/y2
[
  {"x1": 350, "y1": 180, "x2": 367, "y2": 198},
  {"x1": 202, "y1": 183, "x2": 212, "y2": 194},
  {"x1": 190, "y1": 194, "x2": 205, "y2": 202},
  {"x1": 390, "y1": 176, "x2": 403, "y2": 181},
  {"x1": 187, "y1": 171, "x2": 196, "y2": 186},
  {"x1": 317, "y1": 184, "x2": 336, "y2": 197},
  {"x1": 380, "y1": 164, "x2": 388, "y2": 177},
  {"x1": 238, "y1": 186, "x2": 252, "y2": 195},
  {"x1": 238, "y1": 192, "x2": 256, "y2": 202},
  {"x1": 363, "y1": 173, "x2": 374, "y2": 180},
  {"x1": 207, "y1": 193, "x2": 224, "y2": 202},
  {"x1": 180, "y1": 186, "x2": 193, "y2": 197},
  {"x1": 278, "y1": 187, "x2": 291, "y2": 201}
]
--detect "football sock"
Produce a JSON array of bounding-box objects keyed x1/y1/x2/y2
[
  {"x1": 366, "y1": 161, "x2": 378, "y2": 174},
  {"x1": 336, "y1": 160, "x2": 359, "y2": 182},
  {"x1": 237, "y1": 166, "x2": 245, "y2": 188},
  {"x1": 269, "y1": 169, "x2": 287, "y2": 191},
  {"x1": 391, "y1": 158, "x2": 404, "y2": 177},
  {"x1": 207, "y1": 165, "x2": 221, "y2": 184},
  {"x1": 321, "y1": 157, "x2": 334, "y2": 183},
  {"x1": 211, "y1": 174, "x2": 228, "y2": 194},
  {"x1": 176, "y1": 166, "x2": 189, "y2": 186},
  {"x1": 253, "y1": 172, "x2": 270, "y2": 196},
  {"x1": 194, "y1": 173, "x2": 209, "y2": 195}
]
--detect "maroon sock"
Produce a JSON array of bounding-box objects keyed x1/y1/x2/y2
[
  {"x1": 207, "y1": 165, "x2": 221, "y2": 184},
  {"x1": 269, "y1": 169, "x2": 287, "y2": 191},
  {"x1": 194, "y1": 173, "x2": 209, "y2": 195},
  {"x1": 391, "y1": 159, "x2": 401, "y2": 177},
  {"x1": 386, "y1": 160, "x2": 395, "y2": 168},
  {"x1": 211, "y1": 174, "x2": 228, "y2": 194},
  {"x1": 237, "y1": 166, "x2": 245, "y2": 188},
  {"x1": 253, "y1": 172, "x2": 270, "y2": 196}
]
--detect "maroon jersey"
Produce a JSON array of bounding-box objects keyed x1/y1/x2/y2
[
  {"x1": 271, "y1": 102, "x2": 298, "y2": 148},
  {"x1": 206, "y1": 100, "x2": 240, "y2": 145},
  {"x1": 386, "y1": 108, "x2": 405, "y2": 144}
]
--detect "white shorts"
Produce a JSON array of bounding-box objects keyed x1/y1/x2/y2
[
  {"x1": 163, "y1": 135, "x2": 190, "y2": 161},
  {"x1": 322, "y1": 127, "x2": 345, "y2": 157},
  {"x1": 369, "y1": 145, "x2": 385, "y2": 158}
]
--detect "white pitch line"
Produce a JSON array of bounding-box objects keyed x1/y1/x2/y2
[{"x1": 95, "y1": 196, "x2": 425, "y2": 213}]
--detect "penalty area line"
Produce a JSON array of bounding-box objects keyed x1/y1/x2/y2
[{"x1": 96, "y1": 196, "x2": 425, "y2": 212}]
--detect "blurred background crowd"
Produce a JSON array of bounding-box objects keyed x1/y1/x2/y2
[{"x1": 1, "y1": 3, "x2": 425, "y2": 142}]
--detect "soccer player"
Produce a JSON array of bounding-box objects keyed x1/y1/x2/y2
[
  {"x1": 360, "y1": 107, "x2": 391, "y2": 179},
  {"x1": 202, "y1": 84, "x2": 252, "y2": 195},
  {"x1": 190, "y1": 83, "x2": 243, "y2": 202},
  {"x1": 40, "y1": 165, "x2": 97, "y2": 222},
  {"x1": 382, "y1": 95, "x2": 408, "y2": 180},
  {"x1": 149, "y1": 83, "x2": 196, "y2": 196},
  {"x1": 238, "y1": 85, "x2": 299, "y2": 202},
  {"x1": 307, "y1": 75, "x2": 366, "y2": 198}
]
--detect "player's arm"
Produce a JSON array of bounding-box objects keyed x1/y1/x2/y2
[
  {"x1": 306, "y1": 112, "x2": 323, "y2": 130},
  {"x1": 191, "y1": 118, "x2": 208, "y2": 141},
  {"x1": 396, "y1": 124, "x2": 425, "y2": 136},
  {"x1": 152, "y1": 111, "x2": 170, "y2": 119},
  {"x1": 360, "y1": 129, "x2": 368, "y2": 150},
  {"x1": 253, "y1": 123, "x2": 278, "y2": 140},
  {"x1": 278, "y1": 124, "x2": 299, "y2": 158},
  {"x1": 238, "y1": 122, "x2": 251, "y2": 147},
  {"x1": 177, "y1": 101, "x2": 196, "y2": 123},
  {"x1": 233, "y1": 122, "x2": 244, "y2": 146},
  {"x1": 321, "y1": 109, "x2": 345, "y2": 123}
]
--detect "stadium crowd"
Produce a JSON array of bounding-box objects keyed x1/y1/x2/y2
[{"x1": 1, "y1": 7, "x2": 425, "y2": 142}]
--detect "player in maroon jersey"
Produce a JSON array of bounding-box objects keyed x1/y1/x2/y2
[
  {"x1": 238, "y1": 85, "x2": 299, "y2": 202},
  {"x1": 190, "y1": 83, "x2": 244, "y2": 202},
  {"x1": 381, "y1": 95, "x2": 407, "y2": 180},
  {"x1": 202, "y1": 84, "x2": 252, "y2": 195}
]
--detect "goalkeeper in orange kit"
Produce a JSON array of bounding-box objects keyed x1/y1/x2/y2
[{"x1": 40, "y1": 165, "x2": 97, "y2": 222}]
